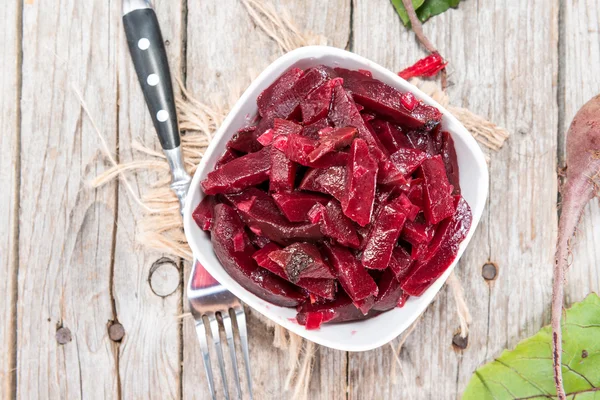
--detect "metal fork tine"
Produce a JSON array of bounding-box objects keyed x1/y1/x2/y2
[
  {"x1": 234, "y1": 306, "x2": 253, "y2": 400},
  {"x1": 222, "y1": 311, "x2": 242, "y2": 400},
  {"x1": 209, "y1": 314, "x2": 230, "y2": 400},
  {"x1": 195, "y1": 318, "x2": 217, "y2": 400}
]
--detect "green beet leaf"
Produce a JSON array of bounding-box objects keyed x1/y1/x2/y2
[
  {"x1": 391, "y1": 0, "x2": 462, "y2": 27},
  {"x1": 390, "y1": 0, "x2": 426, "y2": 26},
  {"x1": 463, "y1": 293, "x2": 600, "y2": 399}
]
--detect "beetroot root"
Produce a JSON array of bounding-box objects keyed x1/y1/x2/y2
[{"x1": 552, "y1": 94, "x2": 600, "y2": 399}]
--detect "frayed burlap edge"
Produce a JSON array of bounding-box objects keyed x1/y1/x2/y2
[{"x1": 86, "y1": 1, "x2": 509, "y2": 398}]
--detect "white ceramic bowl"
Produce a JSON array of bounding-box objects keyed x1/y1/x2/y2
[{"x1": 183, "y1": 46, "x2": 488, "y2": 352}]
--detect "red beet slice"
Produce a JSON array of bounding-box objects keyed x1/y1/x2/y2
[
  {"x1": 192, "y1": 195, "x2": 216, "y2": 231},
  {"x1": 407, "y1": 178, "x2": 425, "y2": 209},
  {"x1": 247, "y1": 229, "x2": 271, "y2": 249},
  {"x1": 300, "y1": 78, "x2": 340, "y2": 124},
  {"x1": 298, "y1": 166, "x2": 347, "y2": 202},
  {"x1": 228, "y1": 126, "x2": 262, "y2": 153},
  {"x1": 272, "y1": 191, "x2": 329, "y2": 222},
  {"x1": 257, "y1": 67, "x2": 304, "y2": 117},
  {"x1": 301, "y1": 117, "x2": 331, "y2": 139},
  {"x1": 268, "y1": 242, "x2": 335, "y2": 282},
  {"x1": 211, "y1": 204, "x2": 306, "y2": 307},
  {"x1": 202, "y1": 147, "x2": 271, "y2": 195},
  {"x1": 323, "y1": 242, "x2": 378, "y2": 302},
  {"x1": 406, "y1": 130, "x2": 437, "y2": 155},
  {"x1": 296, "y1": 293, "x2": 376, "y2": 326},
  {"x1": 388, "y1": 246, "x2": 414, "y2": 281},
  {"x1": 373, "y1": 269, "x2": 404, "y2": 312},
  {"x1": 402, "y1": 197, "x2": 472, "y2": 296},
  {"x1": 273, "y1": 118, "x2": 303, "y2": 136},
  {"x1": 361, "y1": 202, "x2": 407, "y2": 270},
  {"x1": 396, "y1": 193, "x2": 420, "y2": 221},
  {"x1": 397, "y1": 292, "x2": 410, "y2": 307},
  {"x1": 216, "y1": 148, "x2": 239, "y2": 168},
  {"x1": 402, "y1": 219, "x2": 435, "y2": 246},
  {"x1": 225, "y1": 188, "x2": 323, "y2": 245},
  {"x1": 439, "y1": 131, "x2": 461, "y2": 194},
  {"x1": 308, "y1": 126, "x2": 357, "y2": 162},
  {"x1": 390, "y1": 147, "x2": 428, "y2": 176},
  {"x1": 342, "y1": 139, "x2": 378, "y2": 227},
  {"x1": 354, "y1": 295, "x2": 375, "y2": 315},
  {"x1": 308, "y1": 201, "x2": 360, "y2": 249},
  {"x1": 421, "y1": 155, "x2": 456, "y2": 224},
  {"x1": 252, "y1": 243, "x2": 336, "y2": 299},
  {"x1": 370, "y1": 120, "x2": 411, "y2": 154},
  {"x1": 269, "y1": 147, "x2": 297, "y2": 192},
  {"x1": 274, "y1": 134, "x2": 348, "y2": 168},
  {"x1": 334, "y1": 68, "x2": 442, "y2": 130},
  {"x1": 411, "y1": 243, "x2": 429, "y2": 260}
]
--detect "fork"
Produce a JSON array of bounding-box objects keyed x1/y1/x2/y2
[{"x1": 122, "y1": 1, "x2": 253, "y2": 398}]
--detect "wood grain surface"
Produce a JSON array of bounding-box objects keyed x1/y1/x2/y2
[{"x1": 1, "y1": 0, "x2": 599, "y2": 399}]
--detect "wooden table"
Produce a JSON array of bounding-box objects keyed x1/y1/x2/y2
[{"x1": 1, "y1": 0, "x2": 599, "y2": 398}]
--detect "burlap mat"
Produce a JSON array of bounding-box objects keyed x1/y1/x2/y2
[{"x1": 86, "y1": 1, "x2": 509, "y2": 398}]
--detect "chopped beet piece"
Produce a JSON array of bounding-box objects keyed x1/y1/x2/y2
[
  {"x1": 373, "y1": 269, "x2": 403, "y2": 312},
  {"x1": 253, "y1": 242, "x2": 336, "y2": 299},
  {"x1": 225, "y1": 188, "x2": 323, "y2": 245},
  {"x1": 296, "y1": 293, "x2": 376, "y2": 326},
  {"x1": 439, "y1": 131, "x2": 461, "y2": 194},
  {"x1": 268, "y1": 242, "x2": 334, "y2": 282},
  {"x1": 192, "y1": 195, "x2": 216, "y2": 231},
  {"x1": 272, "y1": 191, "x2": 329, "y2": 222},
  {"x1": 390, "y1": 147, "x2": 428, "y2": 176},
  {"x1": 301, "y1": 117, "x2": 331, "y2": 139},
  {"x1": 304, "y1": 312, "x2": 326, "y2": 329},
  {"x1": 216, "y1": 148, "x2": 239, "y2": 168},
  {"x1": 247, "y1": 229, "x2": 271, "y2": 248},
  {"x1": 406, "y1": 130, "x2": 437, "y2": 155},
  {"x1": 308, "y1": 201, "x2": 360, "y2": 249},
  {"x1": 335, "y1": 68, "x2": 442, "y2": 130},
  {"x1": 270, "y1": 148, "x2": 297, "y2": 192},
  {"x1": 396, "y1": 193, "x2": 420, "y2": 221},
  {"x1": 308, "y1": 127, "x2": 357, "y2": 162},
  {"x1": 342, "y1": 139, "x2": 378, "y2": 227},
  {"x1": 361, "y1": 202, "x2": 407, "y2": 270},
  {"x1": 227, "y1": 126, "x2": 262, "y2": 153},
  {"x1": 407, "y1": 178, "x2": 425, "y2": 208},
  {"x1": 257, "y1": 67, "x2": 304, "y2": 117},
  {"x1": 323, "y1": 242, "x2": 378, "y2": 301},
  {"x1": 354, "y1": 295, "x2": 375, "y2": 315},
  {"x1": 388, "y1": 246, "x2": 414, "y2": 281},
  {"x1": 358, "y1": 69, "x2": 373, "y2": 78},
  {"x1": 402, "y1": 197, "x2": 472, "y2": 296},
  {"x1": 202, "y1": 147, "x2": 271, "y2": 195},
  {"x1": 275, "y1": 134, "x2": 348, "y2": 168},
  {"x1": 257, "y1": 129, "x2": 275, "y2": 146},
  {"x1": 273, "y1": 118, "x2": 303, "y2": 136},
  {"x1": 370, "y1": 120, "x2": 411, "y2": 154},
  {"x1": 300, "y1": 78, "x2": 341, "y2": 124},
  {"x1": 411, "y1": 243, "x2": 428, "y2": 260},
  {"x1": 402, "y1": 219, "x2": 435, "y2": 246},
  {"x1": 400, "y1": 92, "x2": 417, "y2": 111},
  {"x1": 397, "y1": 292, "x2": 410, "y2": 307},
  {"x1": 211, "y1": 204, "x2": 306, "y2": 307},
  {"x1": 233, "y1": 231, "x2": 249, "y2": 252},
  {"x1": 298, "y1": 166, "x2": 347, "y2": 201},
  {"x1": 421, "y1": 155, "x2": 456, "y2": 224}
]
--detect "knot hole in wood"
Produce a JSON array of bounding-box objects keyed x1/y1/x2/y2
[{"x1": 148, "y1": 257, "x2": 181, "y2": 297}]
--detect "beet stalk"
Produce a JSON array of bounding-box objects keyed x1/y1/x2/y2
[{"x1": 552, "y1": 94, "x2": 600, "y2": 399}]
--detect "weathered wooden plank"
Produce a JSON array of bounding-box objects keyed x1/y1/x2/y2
[
  {"x1": 16, "y1": 1, "x2": 120, "y2": 398},
  {"x1": 351, "y1": 0, "x2": 559, "y2": 398},
  {"x1": 562, "y1": 1, "x2": 600, "y2": 306},
  {"x1": 183, "y1": 1, "x2": 350, "y2": 398},
  {"x1": 113, "y1": 1, "x2": 185, "y2": 399},
  {"x1": 0, "y1": 0, "x2": 20, "y2": 397}
]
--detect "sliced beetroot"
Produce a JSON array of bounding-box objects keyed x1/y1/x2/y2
[
  {"x1": 388, "y1": 246, "x2": 414, "y2": 281},
  {"x1": 308, "y1": 127, "x2": 357, "y2": 162},
  {"x1": 421, "y1": 155, "x2": 456, "y2": 224},
  {"x1": 273, "y1": 118, "x2": 303, "y2": 136},
  {"x1": 227, "y1": 126, "x2": 262, "y2": 153},
  {"x1": 397, "y1": 292, "x2": 410, "y2": 307},
  {"x1": 402, "y1": 219, "x2": 435, "y2": 246},
  {"x1": 225, "y1": 188, "x2": 323, "y2": 245},
  {"x1": 300, "y1": 78, "x2": 341, "y2": 124},
  {"x1": 202, "y1": 147, "x2": 271, "y2": 195},
  {"x1": 308, "y1": 200, "x2": 360, "y2": 249},
  {"x1": 323, "y1": 242, "x2": 378, "y2": 302},
  {"x1": 269, "y1": 148, "x2": 297, "y2": 192},
  {"x1": 216, "y1": 148, "x2": 239, "y2": 168},
  {"x1": 396, "y1": 193, "x2": 420, "y2": 221},
  {"x1": 268, "y1": 242, "x2": 335, "y2": 282},
  {"x1": 298, "y1": 166, "x2": 347, "y2": 202},
  {"x1": 407, "y1": 178, "x2": 425, "y2": 209},
  {"x1": 439, "y1": 131, "x2": 461, "y2": 194},
  {"x1": 342, "y1": 139, "x2": 378, "y2": 227},
  {"x1": 334, "y1": 68, "x2": 442, "y2": 130},
  {"x1": 354, "y1": 295, "x2": 375, "y2": 315},
  {"x1": 272, "y1": 191, "x2": 329, "y2": 222},
  {"x1": 301, "y1": 117, "x2": 331, "y2": 139},
  {"x1": 252, "y1": 242, "x2": 336, "y2": 299},
  {"x1": 296, "y1": 292, "x2": 376, "y2": 326},
  {"x1": 373, "y1": 269, "x2": 403, "y2": 312},
  {"x1": 361, "y1": 202, "x2": 407, "y2": 270},
  {"x1": 247, "y1": 229, "x2": 271, "y2": 249},
  {"x1": 370, "y1": 120, "x2": 411, "y2": 153},
  {"x1": 411, "y1": 243, "x2": 428, "y2": 260},
  {"x1": 402, "y1": 197, "x2": 472, "y2": 296},
  {"x1": 211, "y1": 204, "x2": 306, "y2": 307},
  {"x1": 274, "y1": 134, "x2": 348, "y2": 168},
  {"x1": 257, "y1": 67, "x2": 304, "y2": 117},
  {"x1": 390, "y1": 147, "x2": 428, "y2": 176},
  {"x1": 192, "y1": 195, "x2": 216, "y2": 231},
  {"x1": 406, "y1": 130, "x2": 437, "y2": 155}
]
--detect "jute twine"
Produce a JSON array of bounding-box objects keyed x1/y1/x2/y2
[{"x1": 86, "y1": 0, "x2": 509, "y2": 398}]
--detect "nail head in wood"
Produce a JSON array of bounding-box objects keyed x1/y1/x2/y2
[
  {"x1": 108, "y1": 322, "x2": 125, "y2": 342},
  {"x1": 56, "y1": 327, "x2": 72, "y2": 345},
  {"x1": 149, "y1": 257, "x2": 180, "y2": 297},
  {"x1": 482, "y1": 263, "x2": 498, "y2": 281},
  {"x1": 452, "y1": 332, "x2": 468, "y2": 350}
]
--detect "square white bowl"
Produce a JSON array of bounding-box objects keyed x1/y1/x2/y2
[{"x1": 183, "y1": 46, "x2": 488, "y2": 352}]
